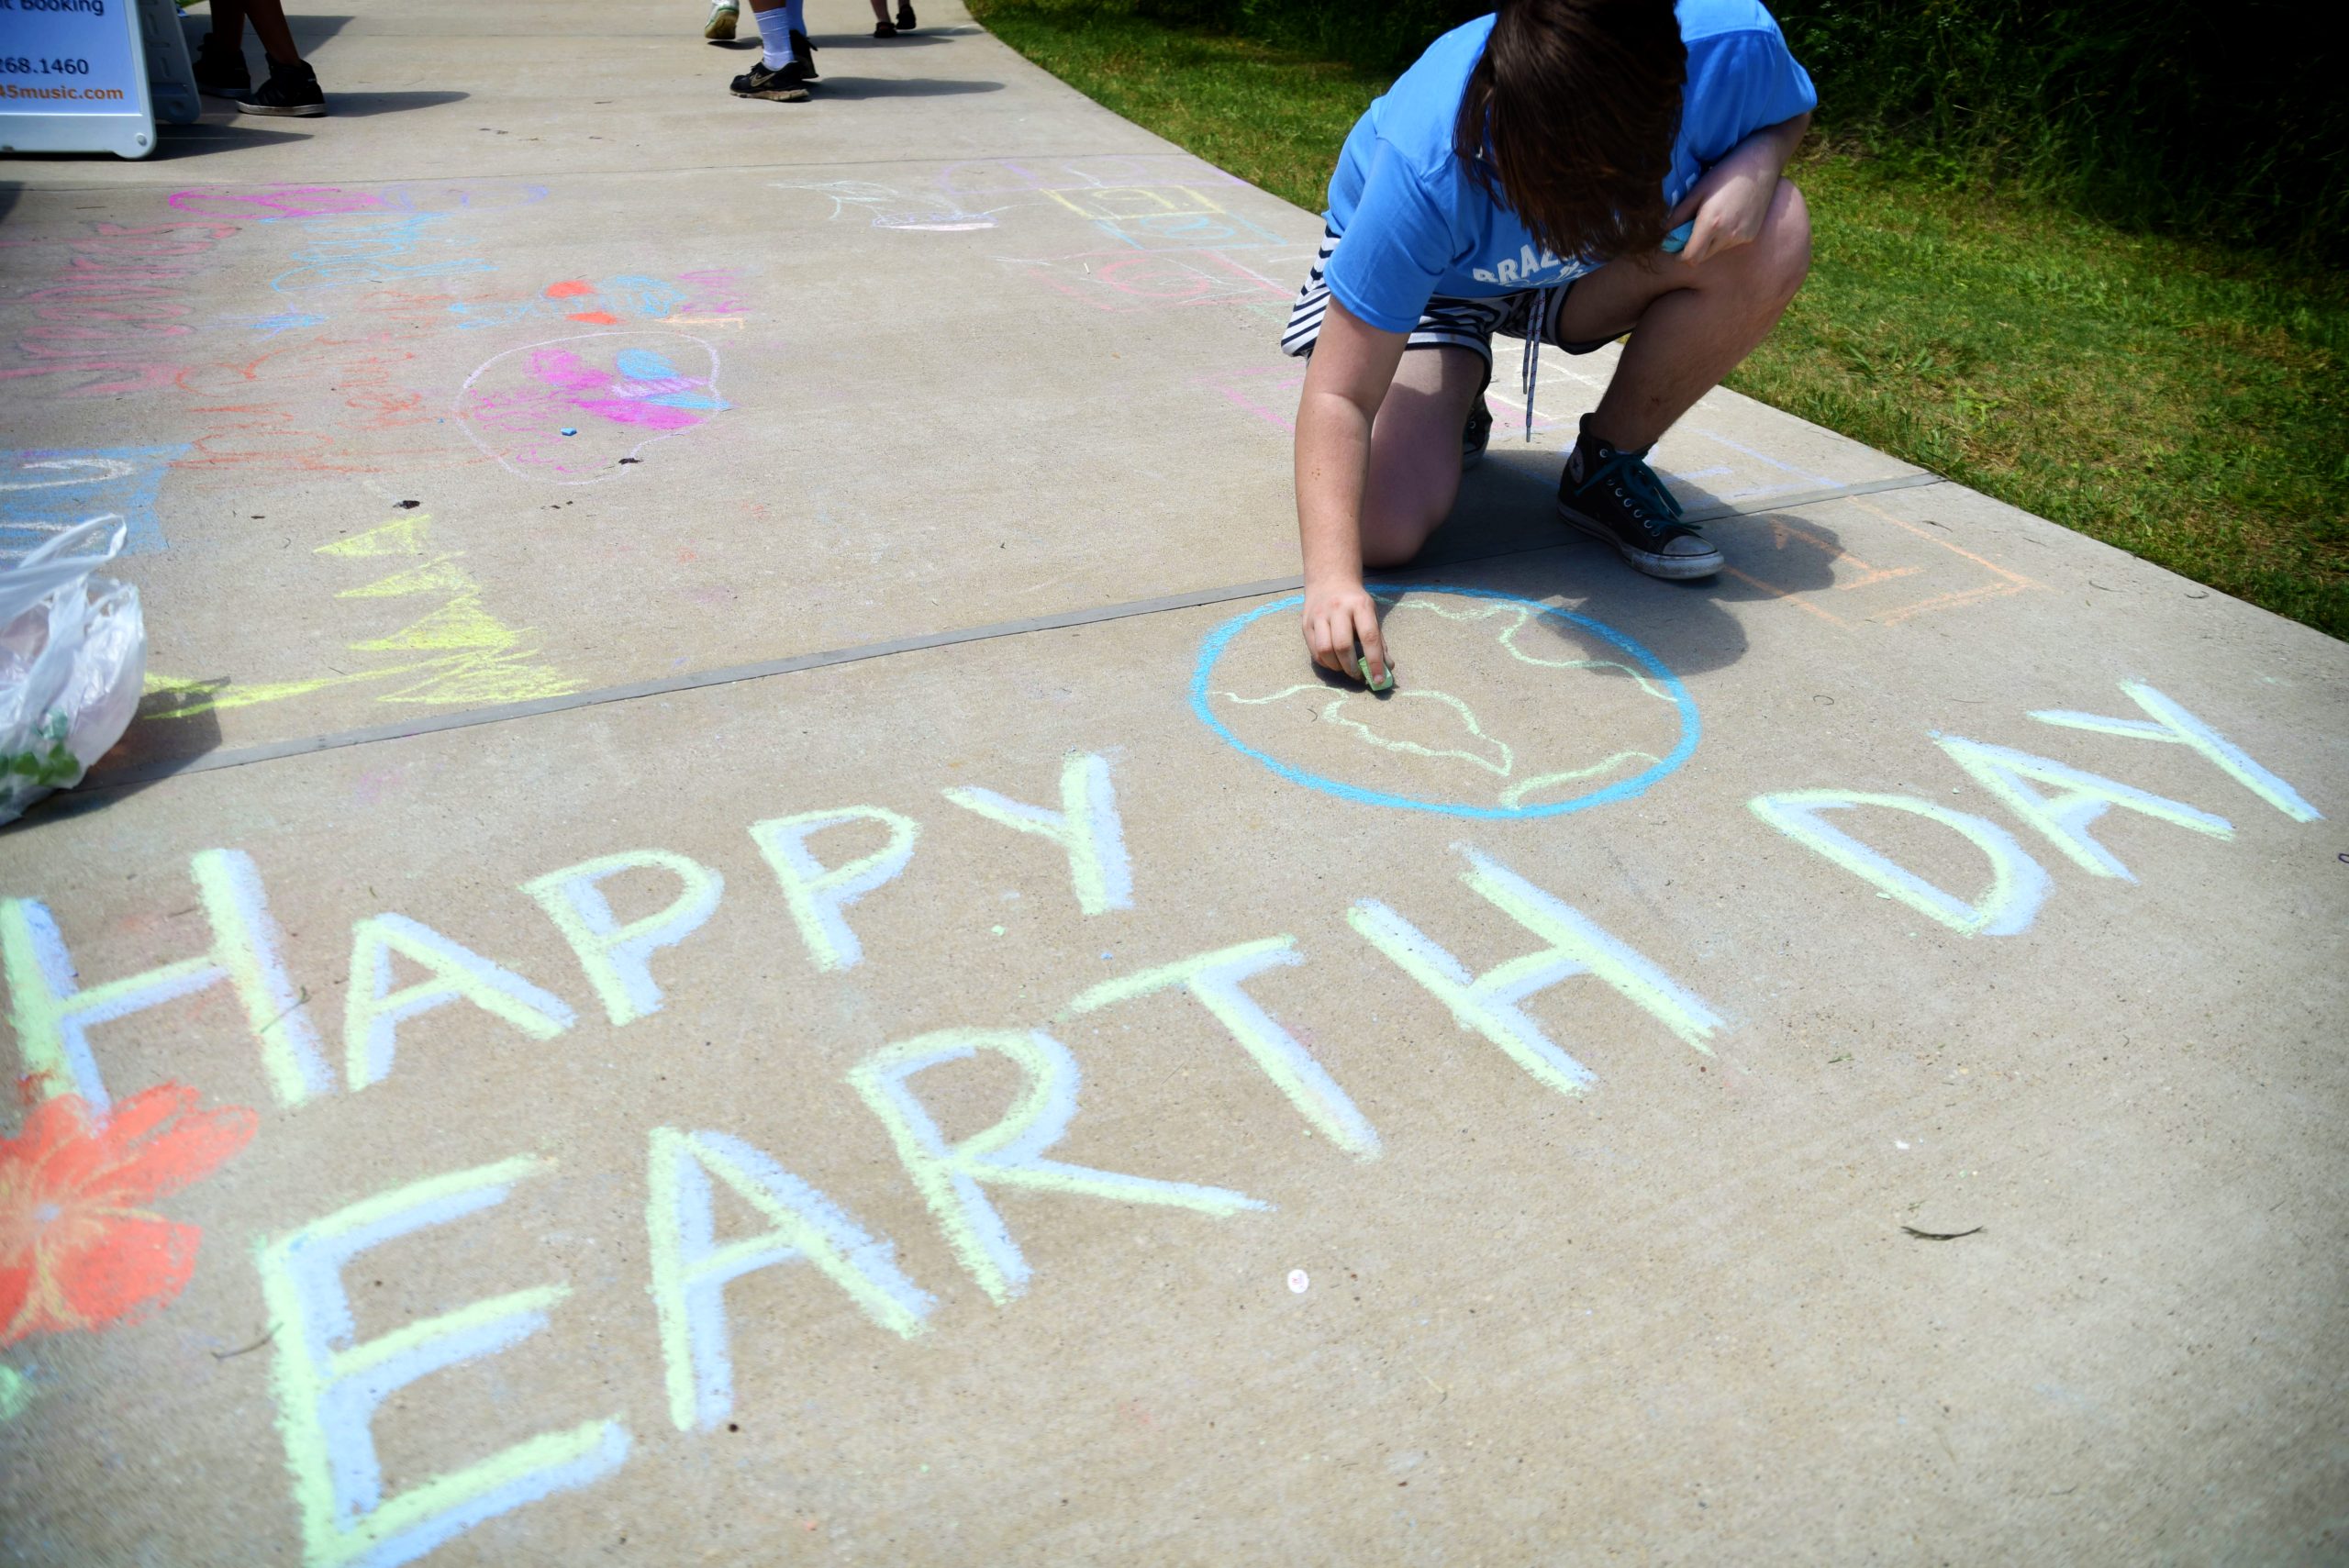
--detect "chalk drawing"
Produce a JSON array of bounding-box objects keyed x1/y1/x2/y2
[
  {"x1": 1724, "y1": 495, "x2": 2041, "y2": 627},
  {"x1": 849, "y1": 1029, "x2": 1266, "y2": 1305},
  {"x1": 1061, "y1": 938, "x2": 1379, "y2": 1158},
  {"x1": 0, "y1": 217, "x2": 239, "y2": 397},
  {"x1": 2, "y1": 850, "x2": 332, "y2": 1113},
  {"x1": 447, "y1": 272, "x2": 740, "y2": 332},
  {"x1": 0, "y1": 447, "x2": 185, "y2": 563},
  {"x1": 943, "y1": 751, "x2": 1133, "y2": 915},
  {"x1": 1747, "y1": 790, "x2": 2052, "y2": 937},
  {"x1": 774, "y1": 178, "x2": 1012, "y2": 231},
  {"x1": 1005, "y1": 248, "x2": 1295, "y2": 314},
  {"x1": 749, "y1": 808, "x2": 920, "y2": 973},
  {"x1": 522, "y1": 851, "x2": 724, "y2": 1026},
  {"x1": 144, "y1": 513, "x2": 581, "y2": 717},
  {"x1": 256, "y1": 1154, "x2": 629, "y2": 1568},
  {"x1": 251, "y1": 311, "x2": 330, "y2": 337},
  {"x1": 2, "y1": 1082, "x2": 257, "y2": 1347},
  {"x1": 1935, "y1": 735, "x2": 2233, "y2": 882},
  {"x1": 0, "y1": 1365, "x2": 26, "y2": 1422},
  {"x1": 1349, "y1": 847, "x2": 1726, "y2": 1097},
  {"x1": 167, "y1": 181, "x2": 549, "y2": 224},
  {"x1": 1194, "y1": 363, "x2": 1307, "y2": 435},
  {"x1": 168, "y1": 186, "x2": 386, "y2": 222},
  {"x1": 268, "y1": 211, "x2": 498, "y2": 295},
  {"x1": 1195, "y1": 588, "x2": 1698, "y2": 819},
  {"x1": 343, "y1": 915, "x2": 578, "y2": 1092},
  {"x1": 646, "y1": 1128, "x2": 934, "y2": 1432},
  {"x1": 456, "y1": 331, "x2": 727, "y2": 484},
  {"x1": 2031, "y1": 681, "x2": 2323, "y2": 823}
]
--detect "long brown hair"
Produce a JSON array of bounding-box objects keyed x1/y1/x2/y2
[{"x1": 1454, "y1": 0, "x2": 1687, "y2": 262}]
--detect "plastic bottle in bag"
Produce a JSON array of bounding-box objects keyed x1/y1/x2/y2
[{"x1": 0, "y1": 517, "x2": 150, "y2": 826}]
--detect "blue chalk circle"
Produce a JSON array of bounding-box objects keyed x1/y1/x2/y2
[
  {"x1": 0, "y1": 446, "x2": 188, "y2": 566},
  {"x1": 560, "y1": 427, "x2": 578, "y2": 437},
  {"x1": 1191, "y1": 586, "x2": 1699, "y2": 820}
]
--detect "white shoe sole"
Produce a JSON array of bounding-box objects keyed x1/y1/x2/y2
[{"x1": 1557, "y1": 503, "x2": 1724, "y2": 580}]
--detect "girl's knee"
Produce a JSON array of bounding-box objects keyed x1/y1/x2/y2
[
  {"x1": 1361, "y1": 506, "x2": 1446, "y2": 568},
  {"x1": 1760, "y1": 178, "x2": 1812, "y2": 298}
]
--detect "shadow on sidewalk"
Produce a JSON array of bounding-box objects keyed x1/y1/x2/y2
[{"x1": 811, "y1": 76, "x2": 1005, "y2": 98}]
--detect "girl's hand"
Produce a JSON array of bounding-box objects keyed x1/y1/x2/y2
[
  {"x1": 1667, "y1": 112, "x2": 1810, "y2": 267},
  {"x1": 1667, "y1": 154, "x2": 1777, "y2": 267},
  {"x1": 1302, "y1": 578, "x2": 1389, "y2": 685}
]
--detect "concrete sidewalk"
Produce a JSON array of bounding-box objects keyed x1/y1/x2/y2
[{"x1": 2, "y1": 3, "x2": 2344, "y2": 1562}]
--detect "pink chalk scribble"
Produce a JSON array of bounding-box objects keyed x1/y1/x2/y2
[
  {"x1": 455, "y1": 330, "x2": 728, "y2": 484},
  {"x1": 1196, "y1": 364, "x2": 1307, "y2": 434}
]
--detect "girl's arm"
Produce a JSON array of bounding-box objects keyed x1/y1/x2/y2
[
  {"x1": 1295, "y1": 296, "x2": 1408, "y2": 684},
  {"x1": 1670, "y1": 110, "x2": 1811, "y2": 266}
]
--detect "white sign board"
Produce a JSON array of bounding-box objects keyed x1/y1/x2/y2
[{"x1": 0, "y1": 0, "x2": 196, "y2": 159}]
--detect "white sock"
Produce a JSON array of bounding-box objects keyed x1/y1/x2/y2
[{"x1": 753, "y1": 5, "x2": 792, "y2": 68}]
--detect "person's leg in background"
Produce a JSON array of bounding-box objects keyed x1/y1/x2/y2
[
  {"x1": 199, "y1": 0, "x2": 326, "y2": 116},
  {"x1": 730, "y1": 0, "x2": 812, "y2": 101},
  {"x1": 785, "y1": 0, "x2": 818, "y2": 80},
  {"x1": 868, "y1": 0, "x2": 915, "y2": 38}
]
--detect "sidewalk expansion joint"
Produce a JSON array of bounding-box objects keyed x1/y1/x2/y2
[{"x1": 71, "y1": 473, "x2": 1947, "y2": 800}]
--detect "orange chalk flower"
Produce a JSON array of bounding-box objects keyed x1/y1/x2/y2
[{"x1": 0, "y1": 1084, "x2": 257, "y2": 1347}]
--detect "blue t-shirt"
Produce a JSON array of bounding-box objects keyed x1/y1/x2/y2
[{"x1": 1323, "y1": 0, "x2": 1816, "y2": 331}]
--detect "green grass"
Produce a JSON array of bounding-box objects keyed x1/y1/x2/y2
[{"x1": 970, "y1": 0, "x2": 2348, "y2": 639}]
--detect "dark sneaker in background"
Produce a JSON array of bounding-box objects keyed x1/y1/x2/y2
[
  {"x1": 237, "y1": 58, "x2": 325, "y2": 116},
  {"x1": 730, "y1": 59, "x2": 812, "y2": 100},
  {"x1": 872, "y1": 18, "x2": 897, "y2": 37},
  {"x1": 895, "y1": 2, "x2": 917, "y2": 28},
  {"x1": 192, "y1": 34, "x2": 249, "y2": 95},
  {"x1": 1555, "y1": 416, "x2": 1722, "y2": 579},
  {"x1": 791, "y1": 28, "x2": 818, "y2": 76},
  {"x1": 1462, "y1": 399, "x2": 1493, "y2": 471}
]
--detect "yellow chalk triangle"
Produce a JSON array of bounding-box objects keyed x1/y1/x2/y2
[
  {"x1": 336, "y1": 556, "x2": 476, "y2": 600},
  {"x1": 383, "y1": 651, "x2": 584, "y2": 705},
  {"x1": 317, "y1": 516, "x2": 431, "y2": 558},
  {"x1": 350, "y1": 596, "x2": 521, "y2": 653}
]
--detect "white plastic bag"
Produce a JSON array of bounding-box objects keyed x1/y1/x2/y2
[{"x1": 0, "y1": 517, "x2": 149, "y2": 826}]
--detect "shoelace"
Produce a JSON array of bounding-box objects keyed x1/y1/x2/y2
[{"x1": 1587, "y1": 448, "x2": 1687, "y2": 532}]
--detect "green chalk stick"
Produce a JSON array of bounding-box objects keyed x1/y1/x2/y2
[{"x1": 1359, "y1": 656, "x2": 1394, "y2": 693}]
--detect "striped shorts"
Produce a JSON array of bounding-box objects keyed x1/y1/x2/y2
[{"x1": 1277, "y1": 227, "x2": 1615, "y2": 371}]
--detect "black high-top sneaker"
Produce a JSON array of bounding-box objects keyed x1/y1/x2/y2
[
  {"x1": 192, "y1": 32, "x2": 250, "y2": 96},
  {"x1": 1555, "y1": 416, "x2": 1721, "y2": 579},
  {"x1": 1462, "y1": 399, "x2": 1493, "y2": 471},
  {"x1": 237, "y1": 57, "x2": 325, "y2": 116},
  {"x1": 791, "y1": 28, "x2": 818, "y2": 77},
  {"x1": 895, "y1": 2, "x2": 917, "y2": 28},
  {"x1": 730, "y1": 58, "x2": 812, "y2": 101}
]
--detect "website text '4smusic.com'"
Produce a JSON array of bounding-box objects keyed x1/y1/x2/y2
[{"x1": 3, "y1": 54, "x2": 122, "y2": 101}]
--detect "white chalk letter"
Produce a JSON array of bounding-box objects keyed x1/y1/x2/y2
[
  {"x1": 343, "y1": 914, "x2": 577, "y2": 1092},
  {"x1": 2031, "y1": 680, "x2": 2321, "y2": 822},
  {"x1": 1061, "y1": 939, "x2": 1377, "y2": 1157},
  {"x1": 255, "y1": 1155, "x2": 629, "y2": 1568},
  {"x1": 943, "y1": 751, "x2": 1134, "y2": 914},
  {"x1": 1349, "y1": 847, "x2": 1726, "y2": 1099},
  {"x1": 748, "y1": 807, "x2": 919, "y2": 972},
  {"x1": 1937, "y1": 734, "x2": 2232, "y2": 881},
  {"x1": 850, "y1": 1029, "x2": 1264, "y2": 1304},
  {"x1": 2, "y1": 848, "x2": 330, "y2": 1111},
  {"x1": 1749, "y1": 789, "x2": 2051, "y2": 935},
  {"x1": 521, "y1": 851, "x2": 723, "y2": 1024},
  {"x1": 645, "y1": 1128, "x2": 934, "y2": 1431}
]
